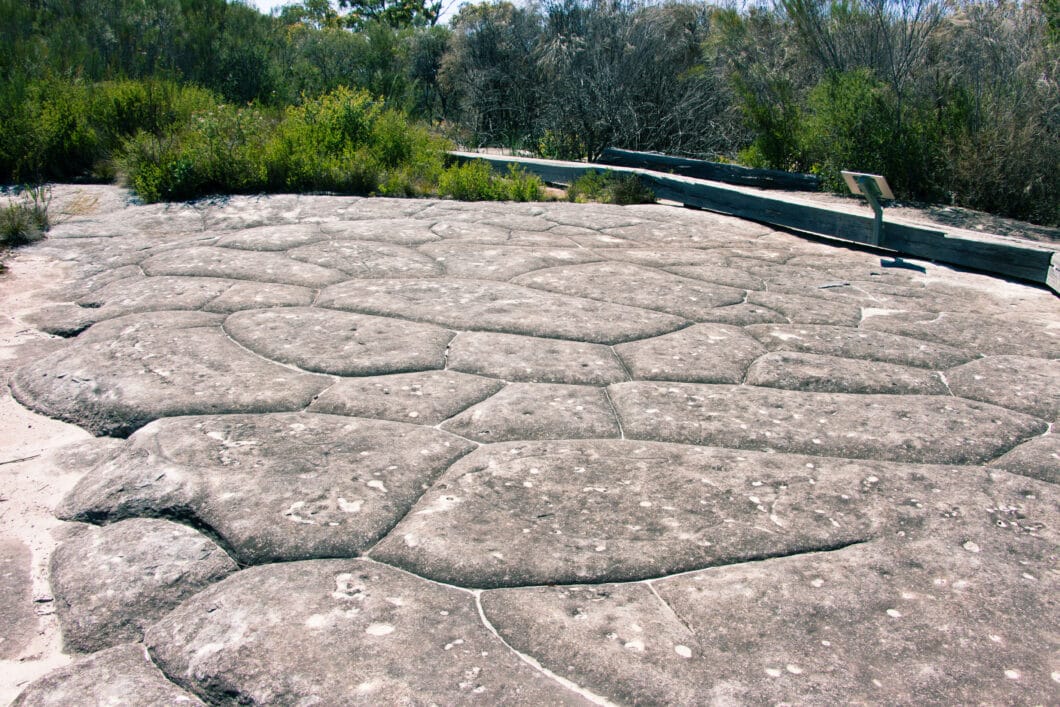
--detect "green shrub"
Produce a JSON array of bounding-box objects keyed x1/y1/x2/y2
[
  {"x1": 122, "y1": 104, "x2": 273, "y2": 202},
  {"x1": 1, "y1": 185, "x2": 51, "y2": 247},
  {"x1": 568, "y1": 170, "x2": 653, "y2": 205},
  {"x1": 438, "y1": 162, "x2": 544, "y2": 202},
  {"x1": 0, "y1": 79, "x2": 220, "y2": 185}
]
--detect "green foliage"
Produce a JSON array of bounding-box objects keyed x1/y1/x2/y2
[
  {"x1": 567, "y1": 170, "x2": 654, "y2": 205},
  {"x1": 0, "y1": 79, "x2": 217, "y2": 184},
  {"x1": 438, "y1": 162, "x2": 544, "y2": 201},
  {"x1": 122, "y1": 87, "x2": 451, "y2": 203},
  {"x1": 1, "y1": 185, "x2": 51, "y2": 247}
]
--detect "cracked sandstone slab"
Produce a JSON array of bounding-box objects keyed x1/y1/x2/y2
[
  {"x1": 447, "y1": 331, "x2": 627, "y2": 385},
  {"x1": 366, "y1": 439, "x2": 972, "y2": 588},
  {"x1": 223, "y1": 307, "x2": 453, "y2": 376},
  {"x1": 615, "y1": 324, "x2": 765, "y2": 383},
  {"x1": 56, "y1": 413, "x2": 475, "y2": 564},
  {"x1": 145, "y1": 560, "x2": 588, "y2": 705},
  {"x1": 316, "y1": 278, "x2": 687, "y2": 344},
  {"x1": 11, "y1": 644, "x2": 205, "y2": 707},
  {"x1": 10, "y1": 312, "x2": 330, "y2": 436},
  {"x1": 141, "y1": 246, "x2": 347, "y2": 288},
  {"x1": 482, "y1": 480, "x2": 1058, "y2": 705},
  {"x1": 745, "y1": 351, "x2": 948, "y2": 395},
  {"x1": 608, "y1": 382, "x2": 1047, "y2": 464},
  {"x1": 440, "y1": 383, "x2": 620, "y2": 442},
  {"x1": 50, "y1": 518, "x2": 237, "y2": 652},
  {"x1": 308, "y1": 370, "x2": 504, "y2": 424},
  {"x1": 512, "y1": 261, "x2": 746, "y2": 319},
  {"x1": 745, "y1": 323, "x2": 974, "y2": 369}
]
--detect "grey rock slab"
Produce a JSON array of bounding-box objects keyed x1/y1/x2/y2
[
  {"x1": 55, "y1": 263, "x2": 144, "y2": 300},
  {"x1": 214, "y1": 225, "x2": 322, "y2": 253},
  {"x1": 50, "y1": 518, "x2": 237, "y2": 652},
  {"x1": 141, "y1": 246, "x2": 346, "y2": 288},
  {"x1": 308, "y1": 370, "x2": 504, "y2": 425},
  {"x1": 746, "y1": 351, "x2": 948, "y2": 395},
  {"x1": 862, "y1": 311, "x2": 1060, "y2": 358},
  {"x1": 609, "y1": 382, "x2": 1048, "y2": 464},
  {"x1": 429, "y1": 220, "x2": 512, "y2": 244},
  {"x1": 447, "y1": 331, "x2": 628, "y2": 385},
  {"x1": 418, "y1": 243, "x2": 601, "y2": 281},
  {"x1": 946, "y1": 355, "x2": 1060, "y2": 420},
  {"x1": 223, "y1": 307, "x2": 453, "y2": 376},
  {"x1": 512, "y1": 262, "x2": 745, "y2": 319},
  {"x1": 746, "y1": 323, "x2": 976, "y2": 369},
  {"x1": 0, "y1": 539, "x2": 34, "y2": 659},
  {"x1": 317, "y1": 218, "x2": 440, "y2": 244},
  {"x1": 615, "y1": 324, "x2": 765, "y2": 383},
  {"x1": 664, "y1": 263, "x2": 767, "y2": 290},
  {"x1": 987, "y1": 434, "x2": 1059, "y2": 484},
  {"x1": 144, "y1": 559, "x2": 586, "y2": 705},
  {"x1": 537, "y1": 203, "x2": 646, "y2": 230},
  {"x1": 202, "y1": 281, "x2": 315, "y2": 313},
  {"x1": 288, "y1": 240, "x2": 443, "y2": 278},
  {"x1": 10, "y1": 312, "x2": 330, "y2": 436},
  {"x1": 23, "y1": 303, "x2": 99, "y2": 337},
  {"x1": 214, "y1": 223, "x2": 324, "y2": 251},
  {"x1": 697, "y1": 301, "x2": 787, "y2": 325},
  {"x1": 371, "y1": 439, "x2": 982, "y2": 588},
  {"x1": 599, "y1": 248, "x2": 729, "y2": 268},
  {"x1": 57, "y1": 413, "x2": 475, "y2": 564},
  {"x1": 484, "y1": 475, "x2": 1058, "y2": 706},
  {"x1": 603, "y1": 215, "x2": 772, "y2": 246},
  {"x1": 316, "y1": 278, "x2": 688, "y2": 344},
  {"x1": 11, "y1": 643, "x2": 206, "y2": 706},
  {"x1": 440, "y1": 383, "x2": 620, "y2": 443},
  {"x1": 746, "y1": 290, "x2": 862, "y2": 326},
  {"x1": 75, "y1": 275, "x2": 231, "y2": 320}
]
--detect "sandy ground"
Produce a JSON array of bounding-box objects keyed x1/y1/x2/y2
[{"x1": 0, "y1": 252, "x2": 94, "y2": 705}]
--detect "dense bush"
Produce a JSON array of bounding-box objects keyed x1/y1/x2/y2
[
  {"x1": 438, "y1": 161, "x2": 544, "y2": 201},
  {"x1": 0, "y1": 80, "x2": 217, "y2": 184},
  {"x1": 567, "y1": 170, "x2": 654, "y2": 205},
  {"x1": 123, "y1": 88, "x2": 451, "y2": 203}
]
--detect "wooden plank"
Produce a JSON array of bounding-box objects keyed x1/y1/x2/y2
[
  {"x1": 449, "y1": 151, "x2": 1059, "y2": 293},
  {"x1": 599, "y1": 147, "x2": 821, "y2": 191}
]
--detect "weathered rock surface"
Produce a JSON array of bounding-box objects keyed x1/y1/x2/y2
[
  {"x1": 12, "y1": 643, "x2": 205, "y2": 706},
  {"x1": 224, "y1": 307, "x2": 453, "y2": 376},
  {"x1": 482, "y1": 486, "x2": 1058, "y2": 705},
  {"x1": 202, "y1": 281, "x2": 315, "y2": 313},
  {"x1": 862, "y1": 311, "x2": 1060, "y2": 358},
  {"x1": 57, "y1": 413, "x2": 475, "y2": 564},
  {"x1": 946, "y1": 355, "x2": 1060, "y2": 420},
  {"x1": 512, "y1": 261, "x2": 746, "y2": 318},
  {"x1": 145, "y1": 560, "x2": 587, "y2": 705},
  {"x1": 317, "y1": 278, "x2": 687, "y2": 344},
  {"x1": 746, "y1": 291, "x2": 862, "y2": 325},
  {"x1": 988, "y1": 433, "x2": 1059, "y2": 484},
  {"x1": 419, "y1": 243, "x2": 601, "y2": 280},
  {"x1": 615, "y1": 324, "x2": 765, "y2": 383},
  {"x1": 447, "y1": 331, "x2": 627, "y2": 384},
  {"x1": 609, "y1": 382, "x2": 1047, "y2": 464},
  {"x1": 308, "y1": 370, "x2": 504, "y2": 424},
  {"x1": 440, "y1": 383, "x2": 620, "y2": 442},
  {"x1": 746, "y1": 323, "x2": 975, "y2": 368},
  {"x1": 10, "y1": 312, "x2": 330, "y2": 436},
  {"x1": 11, "y1": 187, "x2": 1060, "y2": 705},
  {"x1": 288, "y1": 240, "x2": 444, "y2": 278},
  {"x1": 0, "y1": 539, "x2": 35, "y2": 659},
  {"x1": 141, "y1": 246, "x2": 346, "y2": 287},
  {"x1": 50, "y1": 518, "x2": 237, "y2": 652},
  {"x1": 746, "y1": 351, "x2": 948, "y2": 394}
]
